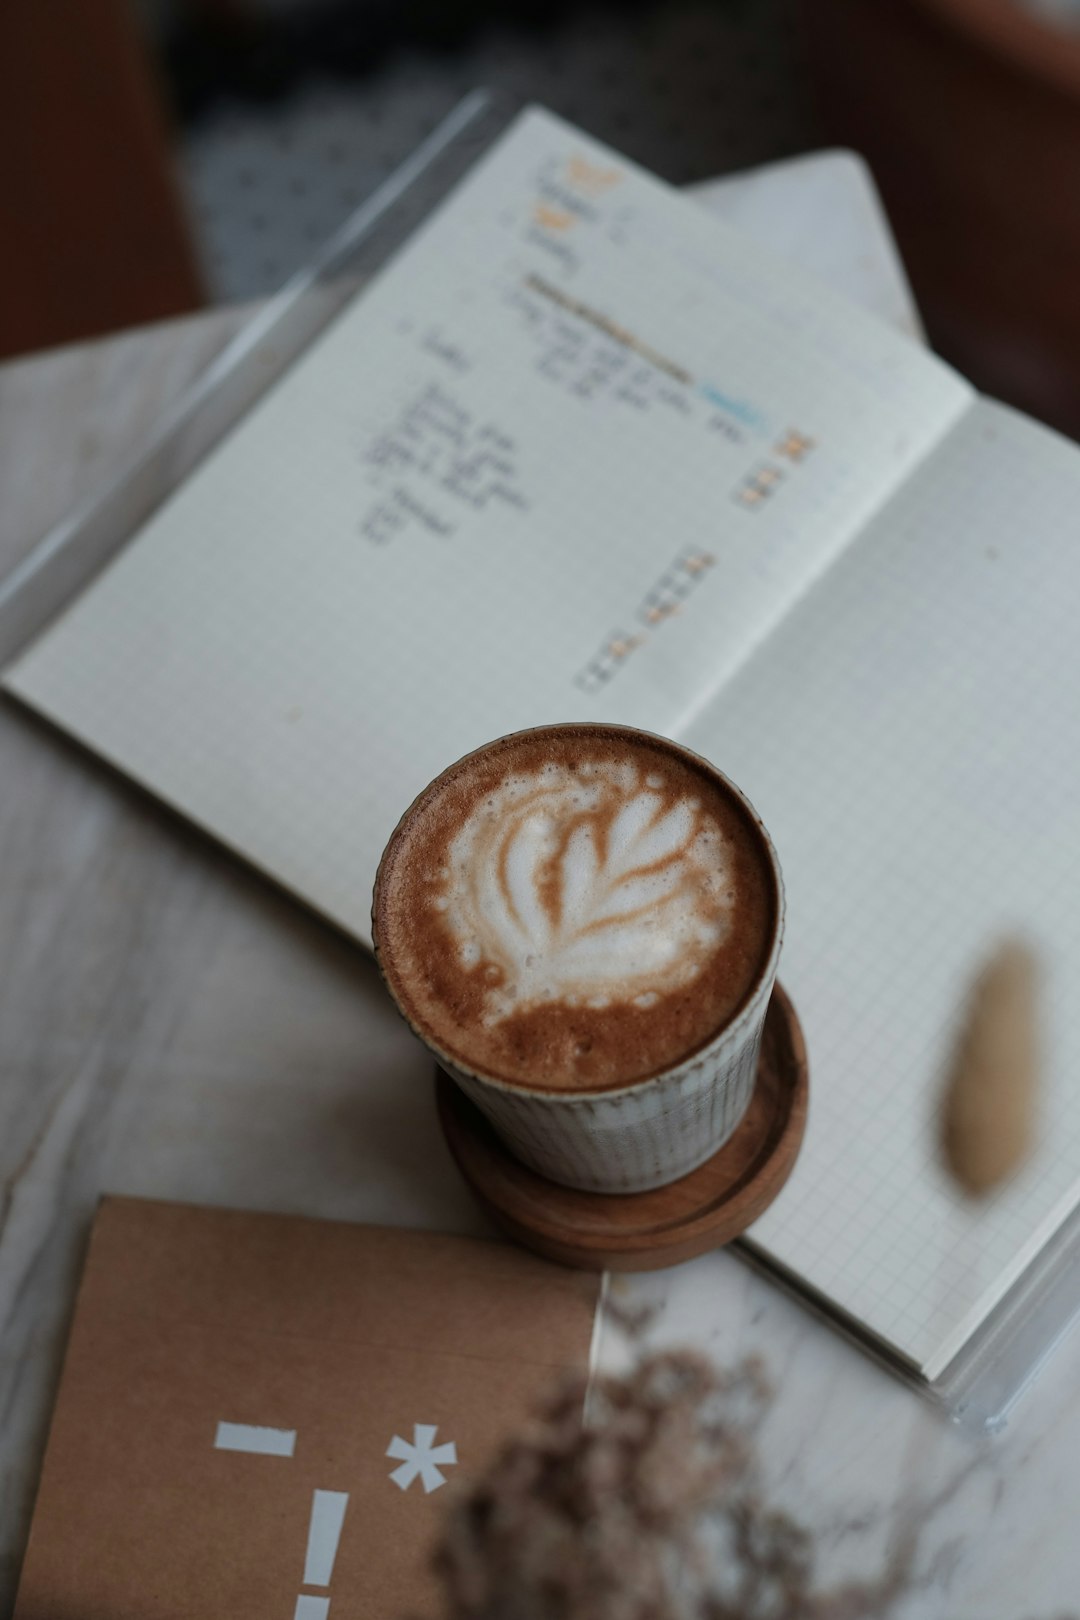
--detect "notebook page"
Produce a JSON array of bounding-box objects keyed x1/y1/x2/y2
[
  {"x1": 682, "y1": 398, "x2": 1080, "y2": 1376},
  {"x1": 3, "y1": 108, "x2": 968, "y2": 945},
  {"x1": 690, "y1": 150, "x2": 924, "y2": 343}
]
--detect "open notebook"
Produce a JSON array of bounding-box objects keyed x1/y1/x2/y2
[{"x1": 5, "y1": 107, "x2": 1080, "y2": 1386}]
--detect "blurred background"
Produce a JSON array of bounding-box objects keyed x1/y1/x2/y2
[{"x1": 3, "y1": 0, "x2": 1080, "y2": 432}]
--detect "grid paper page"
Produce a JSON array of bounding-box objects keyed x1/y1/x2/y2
[
  {"x1": 684, "y1": 398, "x2": 1080, "y2": 1376},
  {"x1": 2, "y1": 108, "x2": 968, "y2": 945}
]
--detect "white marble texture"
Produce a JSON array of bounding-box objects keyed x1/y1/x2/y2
[{"x1": 1, "y1": 154, "x2": 1076, "y2": 1618}]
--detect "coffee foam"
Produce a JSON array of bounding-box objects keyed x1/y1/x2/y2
[
  {"x1": 378, "y1": 732, "x2": 777, "y2": 1088},
  {"x1": 375, "y1": 729, "x2": 778, "y2": 1092},
  {"x1": 436, "y1": 760, "x2": 735, "y2": 1023}
]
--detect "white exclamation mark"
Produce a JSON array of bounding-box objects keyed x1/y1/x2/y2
[{"x1": 293, "y1": 1489, "x2": 349, "y2": 1620}]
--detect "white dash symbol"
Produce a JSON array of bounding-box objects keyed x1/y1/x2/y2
[
  {"x1": 293, "y1": 1489, "x2": 348, "y2": 1620},
  {"x1": 214, "y1": 1422, "x2": 296, "y2": 1457}
]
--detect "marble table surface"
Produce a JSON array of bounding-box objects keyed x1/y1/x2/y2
[{"x1": 2, "y1": 153, "x2": 1078, "y2": 1618}]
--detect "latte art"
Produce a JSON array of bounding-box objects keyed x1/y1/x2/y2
[
  {"x1": 373, "y1": 725, "x2": 779, "y2": 1092},
  {"x1": 437, "y1": 762, "x2": 734, "y2": 1022}
]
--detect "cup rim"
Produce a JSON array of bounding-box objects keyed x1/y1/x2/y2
[{"x1": 372, "y1": 721, "x2": 785, "y2": 1103}]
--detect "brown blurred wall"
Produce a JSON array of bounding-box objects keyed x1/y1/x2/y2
[
  {"x1": 0, "y1": 0, "x2": 203, "y2": 361},
  {"x1": 802, "y1": 0, "x2": 1080, "y2": 436}
]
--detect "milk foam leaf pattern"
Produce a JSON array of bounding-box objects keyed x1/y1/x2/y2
[{"x1": 440, "y1": 764, "x2": 735, "y2": 1024}]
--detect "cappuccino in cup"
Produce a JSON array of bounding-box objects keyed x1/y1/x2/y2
[{"x1": 373, "y1": 724, "x2": 784, "y2": 1192}]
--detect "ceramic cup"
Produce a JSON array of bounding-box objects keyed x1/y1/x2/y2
[{"x1": 373, "y1": 725, "x2": 785, "y2": 1194}]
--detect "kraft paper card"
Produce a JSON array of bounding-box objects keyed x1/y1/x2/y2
[{"x1": 14, "y1": 1197, "x2": 600, "y2": 1620}]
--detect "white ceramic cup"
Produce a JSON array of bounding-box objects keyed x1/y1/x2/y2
[{"x1": 373, "y1": 726, "x2": 785, "y2": 1194}]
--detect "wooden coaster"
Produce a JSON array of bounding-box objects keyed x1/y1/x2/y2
[{"x1": 436, "y1": 983, "x2": 808, "y2": 1272}]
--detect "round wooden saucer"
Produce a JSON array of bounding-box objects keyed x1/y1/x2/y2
[{"x1": 436, "y1": 983, "x2": 808, "y2": 1272}]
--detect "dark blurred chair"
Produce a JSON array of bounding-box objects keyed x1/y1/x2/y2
[{"x1": 0, "y1": 0, "x2": 204, "y2": 361}]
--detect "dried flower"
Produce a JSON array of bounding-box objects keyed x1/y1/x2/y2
[
  {"x1": 432, "y1": 1353, "x2": 817, "y2": 1620},
  {"x1": 943, "y1": 938, "x2": 1040, "y2": 1194},
  {"x1": 430, "y1": 1349, "x2": 1078, "y2": 1620}
]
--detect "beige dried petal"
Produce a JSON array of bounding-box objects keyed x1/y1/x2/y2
[{"x1": 942, "y1": 939, "x2": 1040, "y2": 1195}]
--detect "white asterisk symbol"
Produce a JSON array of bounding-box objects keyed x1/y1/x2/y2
[{"x1": 386, "y1": 1424, "x2": 458, "y2": 1493}]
